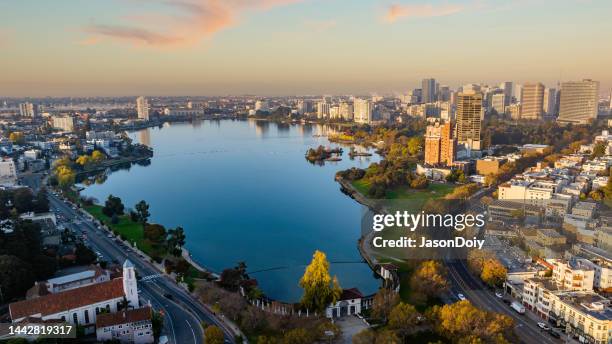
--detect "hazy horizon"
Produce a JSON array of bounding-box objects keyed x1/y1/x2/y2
[{"x1": 1, "y1": 0, "x2": 611, "y2": 97}]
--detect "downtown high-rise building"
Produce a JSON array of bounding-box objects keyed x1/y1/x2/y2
[
  {"x1": 491, "y1": 93, "x2": 506, "y2": 115},
  {"x1": 316, "y1": 101, "x2": 330, "y2": 119},
  {"x1": 421, "y1": 78, "x2": 437, "y2": 103},
  {"x1": 455, "y1": 91, "x2": 483, "y2": 151},
  {"x1": 499, "y1": 81, "x2": 513, "y2": 106},
  {"x1": 520, "y1": 82, "x2": 545, "y2": 120},
  {"x1": 19, "y1": 102, "x2": 37, "y2": 117},
  {"x1": 136, "y1": 96, "x2": 150, "y2": 121},
  {"x1": 424, "y1": 121, "x2": 455, "y2": 166},
  {"x1": 543, "y1": 88, "x2": 558, "y2": 117},
  {"x1": 354, "y1": 98, "x2": 372, "y2": 124},
  {"x1": 558, "y1": 79, "x2": 599, "y2": 124}
]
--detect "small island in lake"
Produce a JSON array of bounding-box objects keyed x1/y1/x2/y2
[{"x1": 305, "y1": 145, "x2": 343, "y2": 163}]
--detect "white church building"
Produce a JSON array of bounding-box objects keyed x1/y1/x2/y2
[{"x1": 9, "y1": 260, "x2": 140, "y2": 333}]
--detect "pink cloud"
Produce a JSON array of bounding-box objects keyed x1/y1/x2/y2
[
  {"x1": 385, "y1": 3, "x2": 465, "y2": 23},
  {"x1": 84, "y1": 0, "x2": 304, "y2": 47}
]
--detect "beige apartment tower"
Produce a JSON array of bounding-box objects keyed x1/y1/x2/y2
[
  {"x1": 558, "y1": 79, "x2": 599, "y2": 124},
  {"x1": 455, "y1": 91, "x2": 483, "y2": 151},
  {"x1": 520, "y1": 82, "x2": 545, "y2": 120}
]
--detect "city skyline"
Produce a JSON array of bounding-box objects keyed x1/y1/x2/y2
[{"x1": 1, "y1": 0, "x2": 612, "y2": 96}]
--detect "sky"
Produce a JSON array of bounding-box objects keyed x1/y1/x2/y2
[{"x1": 1, "y1": 0, "x2": 611, "y2": 97}]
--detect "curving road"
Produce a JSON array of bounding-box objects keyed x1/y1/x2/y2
[{"x1": 48, "y1": 193, "x2": 236, "y2": 344}]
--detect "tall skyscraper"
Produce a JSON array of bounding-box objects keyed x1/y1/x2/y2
[
  {"x1": 438, "y1": 85, "x2": 451, "y2": 102},
  {"x1": 491, "y1": 93, "x2": 506, "y2": 115},
  {"x1": 19, "y1": 102, "x2": 36, "y2": 117},
  {"x1": 424, "y1": 121, "x2": 455, "y2": 166},
  {"x1": 421, "y1": 78, "x2": 436, "y2": 103},
  {"x1": 499, "y1": 81, "x2": 513, "y2": 106},
  {"x1": 316, "y1": 101, "x2": 330, "y2": 119},
  {"x1": 136, "y1": 96, "x2": 150, "y2": 121},
  {"x1": 543, "y1": 88, "x2": 557, "y2": 117},
  {"x1": 339, "y1": 102, "x2": 353, "y2": 120},
  {"x1": 520, "y1": 82, "x2": 545, "y2": 120},
  {"x1": 354, "y1": 98, "x2": 372, "y2": 124},
  {"x1": 558, "y1": 79, "x2": 599, "y2": 124},
  {"x1": 455, "y1": 91, "x2": 483, "y2": 151},
  {"x1": 514, "y1": 84, "x2": 523, "y2": 103}
]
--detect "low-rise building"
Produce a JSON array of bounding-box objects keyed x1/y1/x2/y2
[
  {"x1": 551, "y1": 259, "x2": 595, "y2": 291},
  {"x1": 96, "y1": 306, "x2": 154, "y2": 344},
  {"x1": 326, "y1": 288, "x2": 363, "y2": 318}
]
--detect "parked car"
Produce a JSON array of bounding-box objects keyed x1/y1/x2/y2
[
  {"x1": 495, "y1": 291, "x2": 503, "y2": 298},
  {"x1": 549, "y1": 330, "x2": 561, "y2": 338},
  {"x1": 538, "y1": 322, "x2": 550, "y2": 331},
  {"x1": 457, "y1": 293, "x2": 466, "y2": 301}
]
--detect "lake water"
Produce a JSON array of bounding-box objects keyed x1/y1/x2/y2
[{"x1": 81, "y1": 119, "x2": 381, "y2": 301}]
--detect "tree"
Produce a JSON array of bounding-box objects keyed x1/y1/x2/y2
[
  {"x1": 166, "y1": 226, "x2": 186, "y2": 256},
  {"x1": 12, "y1": 188, "x2": 34, "y2": 213},
  {"x1": 388, "y1": 302, "x2": 419, "y2": 340},
  {"x1": 480, "y1": 259, "x2": 507, "y2": 288},
  {"x1": 282, "y1": 328, "x2": 311, "y2": 344},
  {"x1": 589, "y1": 189, "x2": 604, "y2": 201},
  {"x1": 591, "y1": 141, "x2": 606, "y2": 158},
  {"x1": 143, "y1": 223, "x2": 166, "y2": 243},
  {"x1": 34, "y1": 188, "x2": 50, "y2": 213},
  {"x1": 8, "y1": 132, "x2": 25, "y2": 144},
  {"x1": 371, "y1": 287, "x2": 399, "y2": 322},
  {"x1": 353, "y1": 329, "x2": 376, "y2": 344},
  {"x1": 204, "y1": 325, "x2": 224, "y2": 344},
  {"x1": 374, "y1": 330, "x2": 400, "y2": 344},
  {"x1": 102, "y1": 194, "x2": 124, "y2": 217},
  {"x1": 299, "y1": 250, "x2": 342, "y2": 312},
  {"x1": 409, "y1": 260, "x2": 449, "y2": 302},
  {"x1": 0, "y1": 255, "x2": 34, "y2": 302},
  {"x1": 54, "y1": 165, "x2": 76, "y2": 189},
  {"x1": 410, "y1": 175, "x2": 429, "y2": 189},
  {"x1": 135, "y1": 200, "x2": 150, "y2": 224},
  {"x1": 76, "y1": 155, "x2": 92, "y2": 167},
  {"x1": 407, "y1": 136, "x2": 423, "y2": 156},
  {"x1": 429, "y1": 300, "x2": 514, "y2": 342},
  {"x1": 75, "y1": 243, "x2": 97, "y2": 265},
  {"x1": 91, "y1": 150, "x2": 106, "y2": 163}
]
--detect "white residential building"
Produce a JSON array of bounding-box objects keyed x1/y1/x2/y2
[
  {"x1": 136, "y1": 96, "x2": 150, "y2": 121},
  {"x1": 0, "y1": 158, "x2": 17, "y2": 186}
]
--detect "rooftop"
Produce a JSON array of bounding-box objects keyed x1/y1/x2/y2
[
  {"x1": 9, "y1": 278, "x2": 124, "y2": 320},
  {"x1": 96, "y1": 306, "x2": 152, "y2": 328}
]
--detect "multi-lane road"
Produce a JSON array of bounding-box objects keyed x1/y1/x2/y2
[
  {"x1": 445, "y1": 258, "x2": 562, "y2": 344},
  {"x1": 48, "y1": 192, "x2": 236, "y2": 344}
]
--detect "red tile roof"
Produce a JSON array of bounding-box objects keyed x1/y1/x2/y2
[
  {"x1": 96, "y1": 306, "x2": 152, "y2": 328},
  {"x1": 339, "y1": 288, "x2": 363, "y2": 300},
  {"x1": 10, "y1": 278, "x2": 125, "y2": 320}
]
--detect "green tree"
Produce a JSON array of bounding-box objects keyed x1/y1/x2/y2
[
  {"x1": 143, "y1": 223, "x2": 166, "y2": 243},
  {"x1": 167, "y1": 226, "x2": 186, "y2": 256},
  {"x1": 204, "y1": 325, "x2": 224, "y2": 344},
  {"x1": 102, "y1": 194, "x2": 125, "y2": 217},
  {"x1": 299, "y1": 250, "x2": 342, "y2": 312},
  {"x1": 0, "y1": 255, "x2": 34, "y2": 302},
  {"x1": 135, "y1": 200, "x2": 150, "y2": 224}
]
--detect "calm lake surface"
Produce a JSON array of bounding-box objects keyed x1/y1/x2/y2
[{"x1": 81, "y1": 119, "x2": 381, "y2": 301}]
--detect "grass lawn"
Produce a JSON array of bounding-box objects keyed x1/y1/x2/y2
[
  {"x1": 85, "y1": 204, "x2": 161, "y2": 256},
  {"x1": 352, "y1": 179, "x2": 455, "y2": 204}
]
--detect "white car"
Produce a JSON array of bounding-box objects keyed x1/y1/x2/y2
[
  {"x1": 457, "y1": 293, "x2": 466, "y2": 301},
  {"x1": 537, "y1": 322, "x2": 550, "y2": 331},
  {"x1": 495, "y1": 291, "x2": 504, "y2": 298}
]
